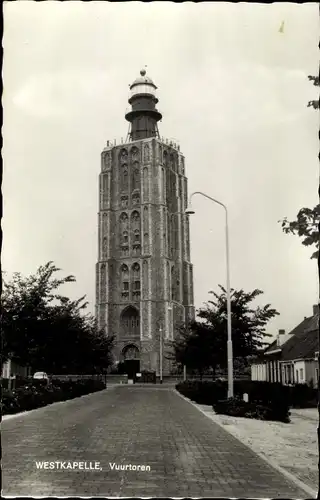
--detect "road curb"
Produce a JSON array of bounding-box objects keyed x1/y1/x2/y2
[{"x1": 174, "y1": 389, "x2": 318, "y2": 499}]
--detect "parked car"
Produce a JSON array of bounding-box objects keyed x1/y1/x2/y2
[{"x1": 33, "y1": 372, "x2": 49, "y2": 380}]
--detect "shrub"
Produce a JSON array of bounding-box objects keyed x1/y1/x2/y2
[
  {"x1": 176, "y1": 380, "x2": 291, "y2": 419},
  {"x1": 213, "y1": 397, "x2": 290, "y2": 423},
  {"x1": 1, "y1": 378, "x2": 106, "y2": 416},
  {"x1": 176, "y1": 381, "x2": 227, "y2": 404},
  {"x1": 1, "y1": 388, "x2": 21, "y2": 414},
  {"x1": 289, "y1": 384, "x2": 318, "y2": 408}
]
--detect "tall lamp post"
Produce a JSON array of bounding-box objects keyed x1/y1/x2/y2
[
  {"x1": 168, "y1": 300, "x2": 187, "y2": 381},
  {"x1": 186, "y1": 191, "x2": 234, "y2": 398}
]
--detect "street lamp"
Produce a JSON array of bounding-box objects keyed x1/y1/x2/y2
[
  {"x1": 186, "y1": 191, "x2": 234, "y2": 398},
  {"x1": 168, "y1": 300, "x2": 187, "y2": 381}
]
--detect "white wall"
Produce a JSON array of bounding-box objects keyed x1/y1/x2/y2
[
  {"x1": 2, "y1": 360, "x2": 11, "y2": 378},
  {"x1": 251, "y1": 363, "x2": 267, "y2": 381},
  {"x1": 293, "y1": 360, "x2": 306, "y2": 384},
  {"x1": 1, "y1": 359, "x2": 30, "y2": 378}
]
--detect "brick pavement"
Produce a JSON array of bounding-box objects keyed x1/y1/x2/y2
[{"x1": 2, "y1": 386, "x2": 308, "y2": 497}]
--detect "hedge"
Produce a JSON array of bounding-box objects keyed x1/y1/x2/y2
[
  {"x1": 1, "y1": 379, "x2": 106, "y2": 416},
  {"x1": 176, "y1": 380, "x2": 317, "y2": 409},
  {"x1": 212, "y1": 397, "x2": 290, "y2": 423}
]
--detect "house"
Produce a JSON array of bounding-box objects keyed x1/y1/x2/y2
[
  {"x1": 1, "y1": 359, "x2": 31, "y2": 379},
  {"x1": 251, "y1": 305, "x2": 319, "y2": 387}
]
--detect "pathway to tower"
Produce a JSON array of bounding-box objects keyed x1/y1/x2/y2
[{"x1": 2, "y1": 386, "x2": 306, "y2": 497}]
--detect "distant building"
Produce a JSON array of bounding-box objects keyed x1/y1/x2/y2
[
  {"x1": 251, "y1": 305, "x2": 319, "y2": 387},
  {"x1": 95, "y1": 70, "x2": 195, "y2": 378},
  {"x1": 1, "y1": 359, "x2": 31, "y2": 379}
]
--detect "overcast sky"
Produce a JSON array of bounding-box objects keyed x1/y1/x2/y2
[{"x1": 3, "y1": 1, "x2": 319, "y2": 338}]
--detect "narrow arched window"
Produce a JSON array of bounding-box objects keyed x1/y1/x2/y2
[
  {"x1": 120, "y1": 308, "x2": 139, "y2": 336},
  {"x1": 132, "y1": 162, "x2": 140, "y2": 191},
  {"x1": 120, "y1": 212, "x2": 128, "y2": 228},
  {"x1": 121, "y1": 230, "x2": 128, "y2": 244},
  {"x1": 131, "y1": 263, "x2": 141, "y2": 299},
  {"x1": 144, "y1": 143, "x2": 150, "y2": 162},
  {"x1": 121, "y1": 165, "x2": 128, "y2": 191},
  {"x1": 119, "y1": 149, "x2": 128, "y2": 164},
  {"x1": 143, "y1": 233, "x2": 149, "y2": 254},
  {"x1": 121, "y1": 264, "x2": 129, "y2": 299},
  {"x1": 120, "y1": 213, "x2": 129, "y2": 253},
  {"x1": 143, "y1": 167, "x2": 148, "y2": 201},
  {"x1": 131, "y1": 211, "x2": 141, "y2": 255},
  {"x1": 134, "y1": 229, "x2": 140, "y2": 242}
]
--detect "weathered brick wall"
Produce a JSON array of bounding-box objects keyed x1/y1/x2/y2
[{"x1": 96, "y1": 138, "x2": 194, "y2": 374}]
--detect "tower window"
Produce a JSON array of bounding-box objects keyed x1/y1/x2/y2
[
  {"x1": 132, "y1": 193, "x2": 140, "y2": 205},
  {"x1": 121, "y1": 264, "x2": 129, "y2": 298},
  {"x1": 121, "y1": 231, "x2": 129, "y2": 245},
  {"x1": 134, "y1": 230, "x2": 140, "y2": 242},
  {"x1": 132, "y1": 164, "x2": 140, "y2": 191},
  {"x1": 121, "y1": 196, "x2": 128, "y2": 208},
  {"x1": 133, "y1": 280, "x2": 140, "y2": 291},
  {"x1": 120, "y1": 306, "x2": 140, "y2": 336},
  {"x1": 121, "y1": 166, "x2": 128, "y2": 191}
]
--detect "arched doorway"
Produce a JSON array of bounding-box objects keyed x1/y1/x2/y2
[{"x1": 122, "y1": 344, "x2": 140, "y2": 380}]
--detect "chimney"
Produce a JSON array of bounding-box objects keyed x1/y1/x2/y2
[
  {"x1": 313, "y1": 304, "x2": 318, "y2": 316},
  {"x1": 279, "y1": 329, "x2": 285, "y2": 335}
]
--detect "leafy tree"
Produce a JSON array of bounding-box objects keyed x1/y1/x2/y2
[
  {"x1": 307, "y1": 75, "x2": 320, "y2": 110},
  {"x1": 279, "y1": 74, "x2": 320, "y2": 260},
  {"x1": 167, "y1": 321, "x2": 215, "y2": 380},
  {"x1": 1, "y1": 262, "x2": 114, "y2": 374},
  {"x1": 198, "y1": 286, "x2": 277, "y2": 356},
  {"x1": 169, "y1": 286, "x2": 278, "y2": 378},
  {"x1": 280, "y1": 205, "x2": 320, "y2": 260}
]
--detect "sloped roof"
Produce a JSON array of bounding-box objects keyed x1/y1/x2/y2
[
  {"x1": 281, "y1": 315, "x2": 319, "y2": 361},
  {"x1": 264, "y1": 339, "x2": 278, "y2": 354},
  {"x1": 260, "y1": 314, "x2": 319, "y2": 360}
]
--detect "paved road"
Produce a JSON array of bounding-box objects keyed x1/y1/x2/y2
[{"x1": 2, "y1": 386, "x2": 307, "y2": 497}]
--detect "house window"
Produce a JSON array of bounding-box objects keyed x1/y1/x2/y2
[
  {"x1": 299, "y1": 368, "x2": 303, "y2": 382},
  {"x1": 123, "y1": 282, "x2": 129, "y2": 291}
]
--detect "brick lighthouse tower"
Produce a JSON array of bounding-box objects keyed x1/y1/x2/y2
[{"x1": 96, "y1": 69, "x2": 194, "y2": 378}]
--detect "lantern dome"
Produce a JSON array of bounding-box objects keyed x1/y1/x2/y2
[
  {"x1": 129, "y1": 69, "x2": 157, "y2": 99},
  {"x1": 125, "y1": 68, "x2": 162, "y2": 141}
]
